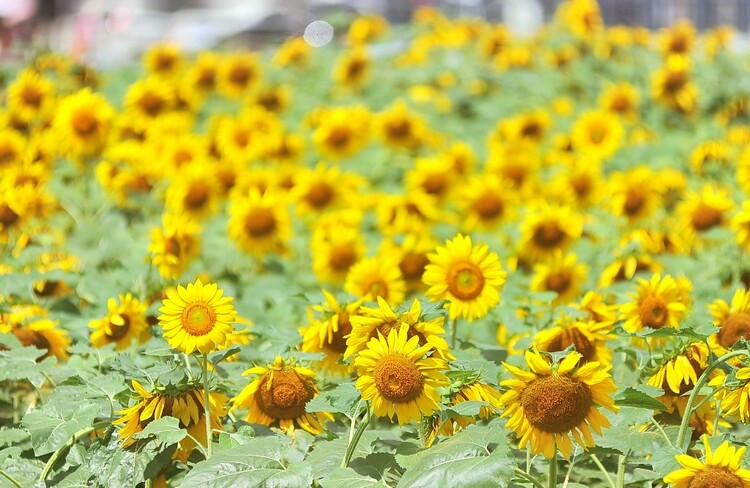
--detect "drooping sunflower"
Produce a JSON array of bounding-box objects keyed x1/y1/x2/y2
[
  {"x1": 620, "y1": 273, "x2": 689, "y2": 336},
  {"x1": 663, "y1": 435, "x2": 750, "y2": 487},
  {"x1": 232, "y1": 356, "x2": 333, "y2": 435},
  {"x1": 708, "y1": 289, "x2": 750, "y2": 355},
  {"x1": 646, "y1": 341, "x2": 708, "y2": 411},
  {"x1": 2, "y1": 311, "x2": 71, "y2": 361},
  {"x1": 345, "y1": 257, "x2": 406, "y2": 305},
  {"x1": 499, "y1": 349, "x2": 619, "y2": 459},
  {"x1": 530, "y1": 252, "x2": 588, "y2": 306},
  {"x1": 518, "y1": 205, "x2": 583, "y2": 264},
  {"x1": 89, "y1": 293, "x2": 150, "y2": 350},
  {"x1": 113, "y1": 380, "x2": 228, "y2": 462},
  {"x1": 158, "y1": 279, "x2": 237, "y2": 354},
  {"x1": 53, "y1": 88, "x2": 114, "y2": 158},
  {"x1": 227, "y1": 188, "x2": 291, "y2": 258},
  {"x1": 428, "y1": 379, "x2": 503, "y2": 446},
  {"x1": 354, "y1": 324, "x2": 448, "y2": 425},
  {"x1": 423, "y1": 234, "x2": 506, "y2": 321},
  {"x1": 721, "y1": 366, "x2": 750, "y2": 423},
  {"x1": 534, "y1": 319, "x2": 613, "y2": 367}
]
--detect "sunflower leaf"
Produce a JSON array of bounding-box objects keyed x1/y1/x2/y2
[
  {"x1": 132, "y1": 416, "x2": 187, "y2": 445},
  {"x1": 23, "y1": 399, "x2": 100, "y2": 456},
  {"x1": 615, "y1": 386, "x2": 668, "y2": 411},
  {"x1": 319, "y1": 467, "x2": 388, "y2": 488}
]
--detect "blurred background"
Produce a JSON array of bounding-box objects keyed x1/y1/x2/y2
[{"x1": 1, "y1": 0, "x2": 749, "y2": 67}]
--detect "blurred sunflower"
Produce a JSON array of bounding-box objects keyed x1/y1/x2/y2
[
  {"x1": 228, "y1": 189, "x2": 291, "y2": 258},
  {"x1": 7, "y1": 69, "x2": 55, "y2": 123},
  {"x1": 124, "y1": 77, "x2": 174, "y2": 121},
  {"x1": 158, "y1": 279, "x2": 236, "y2": 354},
  {"x1": 345, "y1": 257, "x2": 406, "y2": 305},
  {"x1": 311, "y1": 105, "x2": 371, "y2": 159},
  {"x1": 232, "y1": 356, "x2": 333, "y2": 435},
  {"x1": 332, "y1": 47, "x2": 371, "y2": 90},
  {"x1": 218, "y1": 51, "x2": 261, "y2": 98},
  {"x1": 187, "y1": 51, "x2": 220, "y2": 95},
  {"x1": 676, "y1": 185, "x2": 733, "y2": 244},
  {"x1": 272, "y1": 36, "x2": 311, "y2": 68},
  {"x1": 598, "y1": 82, "x2": 639, "y2": 120},
  {"x1": 607, "y1": 166, "x2": 662, "y2": 223},
  {"x1": 663, "y1": 435, "x2": 750, "y2": 487},
  {"x1": 375, "y1": 101, "x2": 431, "y2": 151},
  {"x1": 311, "y1": 214, "x2": 366, "y2": 284},
  {"x1": 651, "y1": 55, "x2": 698, "y2": 113},
  {"x1": 293, "y1": 163, "x2": 364, "y2": 216},
  {"x1": 456, "y1": 173, "x2": 517, "y2": 231},
  {"x1": 148, "y1": 213, "x2": 201, "y2": 280},
  {"x1": 89, "y1": 293, "x2": 150, "y2": 350},
  {"x1": 620, "y1": 273, "x2": 689, "y2": 336},
  {"x1": 571, "y1": 110, "x2": 623, "y2": 162},
  {"x1": 53, "y1": 88, "x2": 114, "y2": 158},
  {"x1": 518, "y1": 205, "x2": 583, "y2": 264},
  {"x1": 378, "y1": 233, "x2": 436, "y2": 292},
  {"x1": 143, "y1": 42, "x2": 183, "y2": 78},
  {"x1": 405, "y1": 156, "x2": 456, "y2": 203},
  {"x1": 164, "y1": 163, "x2": 221, "y2": 220},
  {"x1": 721, "y1": 366, "x2": 750, "y2": 423},
  {"x1": 646, "y1": 341, "x2": 708, "y2": 411},
  {"x1": 2, "y1": 313, "x2": 70, "y2": 361},
  {"x1": 732, "y1": 201, "x2": 750, "y2": 250},
  {"x1": 423, "y1": 234, "x2": 506, "y2": 321},
  {"x1": 530, "y1": 252, "x2": 588, "y2": 306},
  {"x1": 354, "y1": 324, "x2": 448, "y2": 425},
  {"x1": 708, "y1": 289, "x2": 750, "y2": 355}
]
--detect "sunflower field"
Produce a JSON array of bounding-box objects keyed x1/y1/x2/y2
[{"x1": 6, "y1": 0, "x2": 750, "y2": 486}]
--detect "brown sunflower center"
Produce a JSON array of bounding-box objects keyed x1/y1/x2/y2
[
  {"x1": 665, "y1": 71, "x2": 687, "y2": 93},
  {"x1": 139, "y1": 92, "x2": 166, "y2": 117},
  {"x1": 196, "y1": 69, "x2": 216, "y2": 90},
  {"x1": 72, "y1": 110, "x2": 98, "y2": 137},
  {"x1": 185, "y1": 184, "x2": 209, "y2": 210},
  {"x1": 0, "y1": 145, "x2": 18, "y2": 165},
  {"x1": 624, "y1": 188, "x2": 645, "y2": 216},
  {"x1": 521, "y1": 121, "x2": 542, "y2": 139},
  {"x1": 399, "y1": 252, "x2": 429, "y2": 281},
  {"x1": 422, "y1": 174, "x2": 446, "y2": 196},
  {"x1": 387, "y1": 119, "x2": 412, "y2": 140},
  {"x1": 13, "y1": 328, "x2": 51, "y2": 357},
  {"x1": 610, "y1": 95, "x2": 631, "y2": 112},
  {"x1": 533, "y1": 222, "x2": 565, "y2": 249},
  {"x1": 329, "y1": 245, "x2": 357, "y2": 271},
  {"x1": 109, "y1": 315, "x2": 131, "y2": 341},
  {"x1": 546, "y1": 270, "x2": 572, "y2": 295},
  {"x1": 326, "y1": 127, "x2": 351, "y2": 149},
  {"x1": 691, "y1": 204, "x2": 723, "y2": 231},
  {"x1": 718, "y1": 312, "x2": 750, "y2": 349},
  {"x1": 229, "y1": 65, "x2": 252, "y2": 86},
  {"x1": 346, "y1": 59, "x2": 367, "y2": 80},
  {"x1": 474, "y1": 194, "x2": 503, "y2": 219},
  {"x1": 306, "y1": 183, "x2": 333, "y2": 208},
  {"x1": 21, "y1": 86, "x2": 43, "y2": 107},
  {"x1": 520, "y1": 375, "x2": 593, "y2": 433},
  {"x1": 373, "y1": 353, "x2": 424, "y2": 402},
  {"x1": 689, "y1": 467, "x2": 744, "y2": 488},
  {"x1": 258, "y1": 92, "x2": 282, "y2": 112},
  {"x1": 0, "y1": 204, "x2": 20, "y2": 227},
  {"x1": 245, "y1": 208, "x2": 276, "y2": 237},
  {"x1": 155, "y1": 54, "x2": 176, "y2": 72},
  {"x1": 181, "y1": 303, "x2": 216, "y2": 336},
  {"x1": 446, "y1": 262, "x2": 485, "y2": 300},
  {"x1": 256, "y1": 368, "x2": 315, "y2": 420},
  {"x1": 570, "y1": 175, "x2": 592, "y2": 198},
  {"x1": 588, "y1": 125, "x2": 606, "y2": 144},
  {"x1": 639, "y1": 295, "x2": 669, "y2": 329},
  {"x1": 546, "y1": 327, "x2": 595, "y2": 361},
  {"x1": 329, "y1": 313, "x2": 353, "y2": 353}
]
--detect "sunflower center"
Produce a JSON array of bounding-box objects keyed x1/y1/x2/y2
[
  {"x1": 0, "y1": 145, "x2": 18, "y2": 165},
  {"x1": 399, "y1": 252, "x2": 429, "y2": 281},
  {"x1": 329, "y1": 245, "x2": 357, "y2": 271},
  {"x1": 346, "y1": 59, "x2": 367, "y2": 80},
  {"x1": 13, "y1": 328, "x2": 51, "y2": 358},
  {"x1": 689, "y1": 467, "x2": 744, "y2": 488},
  {"x1": 326, "y1": 127, "x2": 351, "y2": 149},
  {"x1": 446, "y1": 262, "x2": 485, "y2": 300},
  {"x1": 306, "y1": 183, "x2": 333, "y2": 208},
  {"x1": 329, "y1": 313, "x2": 353, "y2": 352},
  {"x1": 546, "y1": 327, "x2": 595, "y2": 361},
  {"x1": 0, "y1": 204, "x2": 20, "y2": 227},
  {"x1": 181, "y1": 303, "x2": 216, "y2": 336},
  {"x1": 691, "y1": 204, "x2": 723, "y2": 231},
  {"x1": 196, "y1": 69, "x2": 216, "y2": 90},
  {"x1": 570, "y1": 175, "x2": 592, "y2": 198},
  {"x1": 718, "y1": 312, "x2": 750, "y2": 348},
  {"x1": 521, "y1": 122, "x2": 542, "y2": 139},
  {"x1": 109, "y1": 315, "x2": 131, "y2": 341},
  {"x1": 139, "y1": 92, "x2": 166, "y2": 117},
  {"x1": 387, "y1": 119, "x2": 412, "y2": 140},
  {"x1": 624, "y1": 189, "x2": 645, "y2": 216},
  {"x1": 588, "y1": 125, "x2": 606, "y2": 144},
  {"x1": 21, "y1": 86, "x2": 43, "y2": 107},
  {"x1": 72, "y1": 111, "x2": 98, "y2": 137},
  {"x1": 155, "y1": 54, "x2": 176, "y2": 72},
  {"x1": 474, "y1": 194, "x2": 503, "y2": 219},
  {"x1": 185, "y1": 184, "x2": 209, "y2": 210},
  {"x1": 639, "y1": 295, "x2": 669, "y2": 329},
  {"x1": 546, "y1": 270, "x2": 572, "y2": 295},
  {"x1": 373, "y1": 353, "x2": 424, "y2": 402},
  {"x1": 422, "y1": 174, "x2": 446, "y2": 196},
  {"x1": 533, "y1": 222, "x2": 565, "y2": 249},
  {"x1": 229, "y1": 65, "x2": 252, "y2": 86},
  {"x1": 364, "y1": 278, "x2": 389, "y2": 299},
  {"x1": 520, "y1": 375, "x2": 592, "y2": 433},
  {"x1": 665, "y1": 71, "x2": 687, "y2": 93},
  {"x1": 256, "y1": 368, "x2": 315, "y2": 420},
  {"x1": 245, "y1": 209, "x2": 276, "y2": 237}
]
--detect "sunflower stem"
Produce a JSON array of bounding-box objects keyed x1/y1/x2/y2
[
  {"x1": 675, "y1": 349, "x2": 747, "y2": 450},
  {"x1": 590, "y1": 453, "x2": 615, "y2": 488},
  {"x1": 547, "y1": 452, "x2": 557, "y2": 488},
  {"x1": 202, "y1": 353, "x2": 213, "y2": 459},
  {"x1": 39, "y1": 425, "x2": 95, "y2": 482},
  {"x1": 514, "y1": 468, "x2": 545, "y2": 488},
  {"x1": 451, "y1": 318, "x2": 458, "y2": 348},
  {"x1": 616, "y1": 450, "x2": 629, "y2": 488},
  {"x1": 0, "y1": 468, "x2": 23, "y2": 488},
  {"x1": 341, "y1": 404, "x2": 369, "y2": 468},
  {"x1": 649, "y1": 417, "x2": 673, "y2": 447}
]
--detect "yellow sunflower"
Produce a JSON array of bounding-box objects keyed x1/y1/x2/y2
[
  {"x1": 158, "y1": 279, "x2": 237, "y2": 355},
  {"x1": 375, "y1": 101, "x2": 432, "y2": 151},
  {"x1": 572, "y1": 291, "x2": 619, "y2": 327},
  {"x1": 607, "y1": 166, "x2": 662, "y2": 223},
  {"x1": 598, "y1": 82, "x2": 639, "y2": 120},
  {"x1": 732, "y1": 201, "x2": 750, "y2": 250},
  {"x1": 227, "y1": 189, "x2": 291, "y2": 258},
  {"x1": 7, "y1": 69, "x2": 55, "y2": 123},
  {"x1": 53, "y1": 88, "x2": 114, "y2": 158},
  {"x1": 556, "y1": 0, "x2": 603, "y2": 40},
  {"x1": 571, "y1": 110, "x2": 623, "y2": 162},
  {"x1": 2, "y1": 314, "x2": 71, "y2": 361},
  {"x1": 405, "y1": 156, "x2": 456, "y2": 203},
  {"x1": 708, "y1": 289, "x2": 750, "y2": 355},
  {"x1": 124, "y1": 77, "x2": 174, "y2": 121},
  {"x1": 676, "y1": 185, "x2": 733, "y2": 245},
  {"x1": 659, "y1": 19, "x2": 696, "y2": 57},
  {"x1": 456, "y1": 173, "x2": 517, "y2": 232},
  {"x1": 428, "y1": 380, "x2": 503, "y2": 446},
  {"x1": 530, "y1": 252, "x2": 588, "y2": 306},
  {"x1": 187, "y1": 51, "x2": 220, "y2": 95},
  {"x1": 345, "y1": 257, "x2": 406, "y2": 305},
  {"x1": 143, "y1": 42, "x2": 183, "y2": 78},
  {"x1": 164, "y1": 162, "x2": 221, "y2": 220},
  {"x1": 292, "y1": 163, "x2": 364, "y2": 216},
  {"x1": 89, "y1": 293, "x2": 150, "y2": 350},
  {"x1": 332, "y1": 47, "x2": 371, "y2": 90},
  {"x1": 646, "y1": 341, "x2": 708, "y2": 411},
  {"x1": 651, "y1": 55, "x2": 698, "y2": 114},
  {"x1": 378, "y1": 233, "x2": 436, "y2": 293},
  {"x1": 311, "y1": 213, "x2": 367, "y2": 284},
  {"x1": 620, "y1": 273, "x2": 689, "y2": 336},
  {"x1": 663, "y1": 435, "x2": 750, "y2": 487},
  {"x1": 272, "y1": 37, "x2": 311, "y2": 68},
  {"x1": 534, "y1": 319, "x2": 613, "y2": 367},
  {"x1": 311, "y1": 105, "x2": 371, "y2": 160},
  {"x1": 423, "y1": 234, "x2": 506, "y2": 321},
  {"x1": 354, "y1": 324, "x2": 448, "y2": 425},
  {"x1": 518, "y1": 205, "x2": 583, "y2": 264},
  {"x1": 148, "y1": 213, "x2": 202, "y2": 280},
  {"x1": 232, "y1": 356, "x2": 333, "y2": 435},
  {"x1": 113, "y1": 380, "x2": 228, "y2": 462},
  {"x1": 218, "y1": 51, "x2": 261, "y2": 98},
  {"x1": 0, "y1": 130, "x2": 27, "y2": 171},
  {"x1": 499, "y1": 349, "x2": 619, "y2": 459},
  {"x1": 721, "y1": 366, "x2": 750, "y2": 423}
]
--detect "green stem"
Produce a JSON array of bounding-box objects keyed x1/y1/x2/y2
[
  {"x1": 341, "y1": 404, "x2": 370, "y2": 468},
  {"x1": 514, "y1": 468, "x2": 545, "y2": 488},
  {"x1": 184, "y1": 353, "x2": 194, "y2": 380},
  {"x1": 451, "y1": 318, "x2": 458, "y2": 348},
  {"x1": 202, "y1": 353, "x2": 213, "y2": 459},
  {"x1": 40, "y1": 425, "x2": 95, "y2": 481},
  {"x1": 675, "y1": 350, "x2": 747, "y2": 449},
  {"x1": 526, "y1": 445, "x2": 532, "y2": 474},
  {"x1": 616, "y1": 450, "x2": 629, "y2": 488},
  {"x1": 348, "y1": 400, "x2": 363, "y2": 444},
  {"x1": 650, "y1": 417, "x2": 673, "y2": 447},
  {"x1": 0, "y1": 468, "x2": 23, "y2": 488},
  {"x1": 548, "y1": 451, "x2": 557, "y2": 488},
  {"x1": 590, "y1": 453, "x2": 615, "y2": 488}
]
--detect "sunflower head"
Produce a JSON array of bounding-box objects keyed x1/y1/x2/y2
[
  {"x1": 663, "y1": 435, "x2": 750, "y2": 487},
  {"x1": 89, "y1": 293, "x2": 150, "y2": 350}
]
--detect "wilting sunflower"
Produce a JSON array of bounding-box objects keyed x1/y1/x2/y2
[
  {"x1": 620, "y1": 273, "x2": 689, "y2": 336},
  {"x1": 344, "y1": 297, "x2": 452, "y2": 361},
  {"x1": 345, "y1": 257, "x2": 406, "y2": 305},
  {"x1": 158, "y1": 279, "x2": 236, "y2": 354},
  {"x1": 232, "y1": 356, "x2": 333, "y2": 435},
  {"x1": 518, "y1": 205, "x2": 583, "y2": 264},
  {"x1": 53, "y1": 88, "x2": 114, "y2": 158},
  {"x1": 423, "y1": 234, "x2": 506, "y2": 321},
  {"x1": 708, "y1": 289, "x2": 750, "y2": 355},
  {"x1": 663, "y1": 435, "x2": 750, "y2": 487},
  {"x1": 227, "y1": 189, "x2": 291, "y2": 258},
  {"x1": 534, "y1": 319, "x2": 613, "y2": 367},
  {"x1": 113, "y1": 380, "x2": 228, "y2": 462},
  {"x1": 354, "y1": 324, "x2": 448, "y2": 425},
  {"x1": 89, "y1": 293, "x2": 150, "y2": 350},
  {"x1": 499, "y1": 349, "x2": 619, "y2": 459},
  {"x1": 299, "y1": 291, "x2": 364, "y2": 377},
  {"x1": 530, "y1": 252, "x2": 588, "y2": 306},
  {"x1": 721, "y1": 366, "x2": 750, "y2": 423},
  {"x1": 427, "y1": 379, "x2": 503, "y2": 446}
]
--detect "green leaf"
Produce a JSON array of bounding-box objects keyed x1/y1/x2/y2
[
  {"x1": 0, "y1": 345, "x2": 53, "y2": 382},
  {"x1": 615, "y1": 386, "x2": 667, "y2": 411},
  {"x1": 209, "y1": 346, "x2": 241, "y2": 366},
  {"x1": 23, "y1": 400, "x2": 100, "y2": 456},
  {"x1": 444, "y1": 401, "x2": 488, "y2": 418},
  {"x1": 396, "y1": 420, "x2": 515, "y2": 487},
  {"x1": 319, "y1": 468, "x2": 388, "y2": 488},
  {"x1": 349, "y1": 452, "x2": 397, "y2": 481},
  {"x1": 132, "y1": 417, "x2": 187, "y2": 445},
  {"x1": 181, "y1": 435, "x2": 313, "y2": 488},
  {"x1": 85, "y1": 435, "x2": 162, "y2": 487},
  {"x1": 306, "y1": 382, "x2": 361, "y2": 417}
]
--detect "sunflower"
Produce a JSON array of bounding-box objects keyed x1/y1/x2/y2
[
  {"x1": 272, "y1": 37, "x2": 311, "y2": 68},
  {"x1": 89, "y1": 293, "x2": 150, "y2": 350},
  {"x1": 620, "y1": 273, "x2": 689, "y2": 337},
  {"x1": 485, "y1": 142, "x2": 540, "y2": 196},
  {"x1": 124, "y1": 77, "x2": 174, "y2": 121},
  {"x1": 311, "y1": 212, "x2": 366, "y2": 284},
  {"x1": 547, "y1": 163, "x2": 603, "y2": 209},
  {"x1": 607, "y1": 166, "x2": 662, "y2": 223},
  {"x1": 143, "y1": 42, "x2": 183, "y2": 78},
  {"x1": 347, "y1": 14, "x2": 389, "y2": 45},
  {"x1": 573, "y1": 291, "x2": 619, "y2": 326},
  {"x1": 721, "y1": 366, "x2": 750, "y2": 423},
  {"x1": 227, "y1": 189, "x2": 291, "y2": 258},
  {"x1": 251, "y1": 84, "x2": 292, "y2": 114},
  {"x1": 53, "y1": 88, "x2": 114, "y2": 158},
  {"x1": 693, "y1": 139, "x2": 732, "y2": 175},
  {"x1": 428, "y1": 380, "x2": 503, "y2": 446},
  {"x1": 530, "y1": 252, "x2": 588, "y2": 306},
  {"x1": 218, "y1": 51, "x2": 261, "y2": 98},
  {"x1": 164, "y1": 162, "x2": 221, "y2": 220},
  {"x1": 598, "y1": 82, "x2": 639, "y2": 120},
  {"x1": 232, "y1": 356, "x2": 333, "y2": 435},
  {"x1": 7, "y1": 69, "x2": 55, "y2": 123},
  {"x1": 455, "y1": 173, "x2": 517, "y2": 231},
  {"x1": 518, "y1": 205, "x2": 583, "y2": 264},
  {"x1": 299, "y1": 291, "x2": 364, "y2": 377},
  {"x1": 556, "y1": 0, "x2": 603, "y2": 40},
  {"x1": 423, "y1": 234, "x2": 506, "y2": 321},
  {"x1": 534, "y1": 319, "x2": 613, "y2": 367},
  {"x1": 405, "y1": 156, "x2": 456, "y2": 202},
  {"x1": 646, "y1": 341, "x2": 708, "y2": 411},
  {"x1": 571, "y1": 110, "x2": 623, "y2": 162},
  {"x1": 344, "y1": 297, "x2": 452, "y2": 361},
  {"x1": 499, "y1": 349, "x2": 619, "y2": 459},
  {"x1": 2, "y1": 315, "x2": 71, "y2": 361},
  {"x1": 663, "y1": 435, "x2": 750, "y2": 487},
  {"x1": 708, "y1": 289, "x2": 750, "y2": 355},
  {"x1": 375, "y1": 101, "x2": 431, "y2": 151},
  {"x1": 187, "y1": 51, "x2": 220, "y2": 95},
  {"x1": 148, "y1": 213, "x2": 202, "y2": 280},
  {"x1": 651, "y1": 55, "x2": 698, "y2": 114},
  {"x1": 345, "y1": 257, "x2": 406, "y2": 305},
  {"x1": 354, "y1": 324, "x2": 448, "y2": 425},
  {"x1": 659, "y1": 19, "x2": 696, "y2": 57},
  {"x1": 332, "y1": 47, "x2": 371, "y2": 90},
  {"x1": 599, "y1": 253, "x2": 661, "y2": 287},
  {"x1": 311, "y1": 105, "x2": 371, "y2": 160},
  {"x1": 440, "y1": 141, "x2": 476, "y2": 177},
  {"x1": 292, "y1": 163, "x2": 364, "y2": 216},
  {"x1": 113, "y1": 380, "x2": 228, "y2": 462},
  {"x1": 732, "y1": 201, "x2": 750, "y2": 250},
  {"x1": 676, "y1": 185, "x2": 733, "y2": 245},
  {"x1": 158, "y1": 279, "x2": 237, "y2": 355},
  {"x1": 378, "y1": 233, "x2": 436, "y2": 292}
]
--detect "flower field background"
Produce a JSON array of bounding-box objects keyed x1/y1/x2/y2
[{"x1": 5, "y1": 0, "x2": 750, "y2": 486}]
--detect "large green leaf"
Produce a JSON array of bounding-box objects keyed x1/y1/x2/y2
[
  {"x1": 132, "y1": 416, "x2": 187, "y2": 445},
  {"x1": 23, "y1": 400, "x2": 100, "y2": 456},
  {"x1": 319, "y1": 468, "x2": 388, "y2": 488}
]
